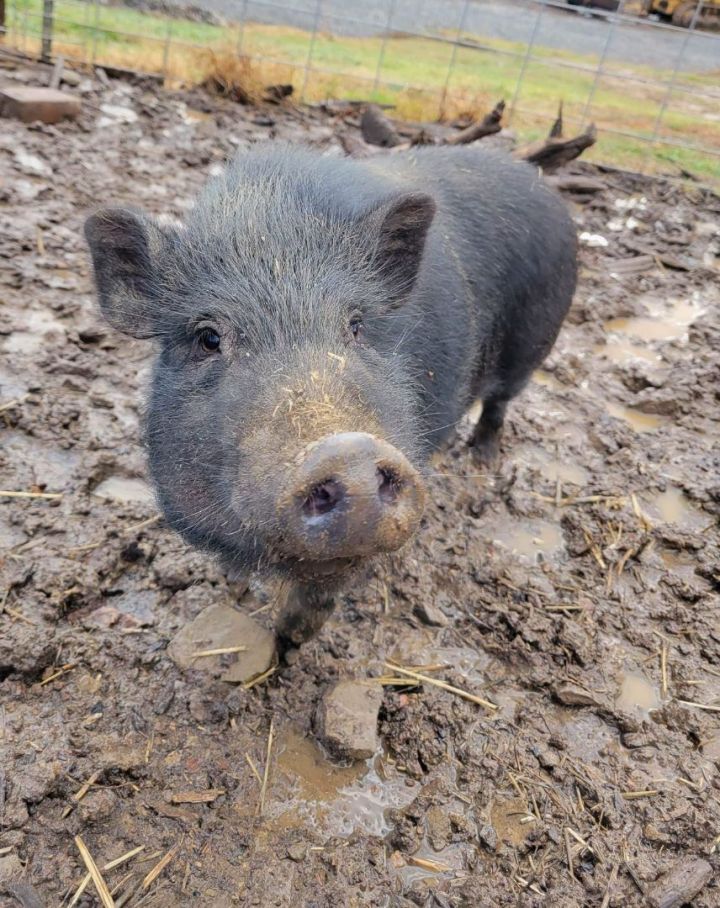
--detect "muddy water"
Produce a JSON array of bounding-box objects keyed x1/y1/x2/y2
[
  {"x1": 532, "y1": 369, "x2": 565, "y2": 392},
  {"x1": 489, "y1": 797, "x2": 534, "y2": 848},
  {"x1": 605, "y1": 401, "x2": 666, "y2": 432},
  {"x1": 593, "y1": 339, "x2": 662, "y2": 365},
  {"x1": 394, "y1": 841, "x2": 470, "y2": 885},
  {"x1": 92, "y1": 475, "x2": 155, "y2": 504},
  {"x1": 489, "y1": 516, "x2": 564, "y2": 562},
  {"x1": 616, "y1": 672, "x2": 661, "y2": 715},
  {"x1": 604, "y1": 295, "x2": 705, "y2": 343},
  {"x1": 272, "y1": 729, "x2": 418, "y2": 837},
  {"x1": 2, "y1": 309, "x2": 67, "y2": 354},
  {"x1": 515, "y1": 444, "x2": 588, "y2": 486},
  {"x1": 643, "y1": 486, "x2": 707, "y2": 530}
]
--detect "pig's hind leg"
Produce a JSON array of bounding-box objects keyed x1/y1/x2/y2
[{"x1": 468, "y1": 397, "x2": 508, "y2": 467}]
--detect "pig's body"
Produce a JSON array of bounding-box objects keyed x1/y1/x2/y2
[
  {"x1": 85, "y1": 143, "x2": 576, "y2": 646},
  {"x1": 361, "y1": 147, "x2": 577, "y2": 450}
]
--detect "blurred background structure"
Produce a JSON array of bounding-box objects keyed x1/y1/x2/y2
[{"x1": 1, "y1": 0, "x2": 718, "y2": 182}]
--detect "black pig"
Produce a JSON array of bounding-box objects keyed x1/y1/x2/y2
[{"x1": 85, "y1": 144, "x2": 576, "y2": 645}]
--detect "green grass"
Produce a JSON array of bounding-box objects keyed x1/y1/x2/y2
[{"x1": 4, "y1": 0, "x2": 719, "y2": 185}]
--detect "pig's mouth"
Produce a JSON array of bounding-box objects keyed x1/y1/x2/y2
[{"x1": 280, "y1": 554, "x2": 361, "y2": 582}]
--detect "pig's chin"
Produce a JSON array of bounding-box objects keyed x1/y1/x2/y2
[{"x1": 278, "y1": 555, "x2": 362, "y2": 583}]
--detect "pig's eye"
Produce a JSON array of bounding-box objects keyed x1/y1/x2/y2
[
  {"x1": 349, "y1": 315, "x2": 364, "y2": 343},
  {"x1": 197, "y1": 326, "x2": 221, "y2": 354}
]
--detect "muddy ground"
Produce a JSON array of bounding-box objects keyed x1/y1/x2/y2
[{"x1": 1, "y1": 56, "x2": 719, "y2": 908}]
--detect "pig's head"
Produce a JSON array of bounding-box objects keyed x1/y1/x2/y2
[{"x1": 84, "y1": 147, "x2": 433, "y2": 582}]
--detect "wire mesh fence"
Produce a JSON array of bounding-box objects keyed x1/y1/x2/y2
[{"x1": 1, "y1": 0, "x2": 719, "y2": 182}]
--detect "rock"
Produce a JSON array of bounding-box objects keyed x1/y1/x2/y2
[
  {"x1": 13, "y1": 149, "x2": 53, "y2": 178},
  {"x1": 317, "y1": 680, "x2": 383, "y2": 761},
  {"x1": 286, "y1": 843, "x2": 307, "y2": 862},
  {"x1": 646, "y1": 857, "x2": 713, "y2": 908},
  {"x1": 167, "y1": 603, "x2": 275, "y2": 684},
  {"x1": 0, "y1": 87, "x2": 81, "y2": 124},
  {"x1": 0, "y1": 852, "x2": 23, "y2": 882},
  {"x1": 701, "y1": 735, "x2": 720, "y2": 763},
  {"x1": 425, "y1": 805, "x2": 452, "y2": 850},
  {"x1": 554, "y1": 683, "x2": 605, "y2": 709},
  {"x1": 413, "y1": 600, "x2": 448, "y2": 627}
]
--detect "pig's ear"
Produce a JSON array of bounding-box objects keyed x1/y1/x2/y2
[
  {"x1": 84, "y1": 207, "x2": 172, "y2": 339},
  {"x1": 366, "y1": 192, "x2": 436, "y2": 295}
]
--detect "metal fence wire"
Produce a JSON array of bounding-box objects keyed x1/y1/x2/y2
[{"x1": 1, "y1": 0, "x2": 719, "y2": 181}]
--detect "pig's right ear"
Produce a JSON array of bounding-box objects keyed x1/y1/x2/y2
[{"x1": 84, "y1": 207, "x2": 171, "y2": 339}]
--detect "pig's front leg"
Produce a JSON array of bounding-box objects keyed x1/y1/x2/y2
[{"x1": 276, "y1": 581, "x2": 337, "y2": 651}]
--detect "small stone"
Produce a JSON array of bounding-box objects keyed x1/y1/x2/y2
[
  {"x1": 0, "y1": 852, "x2": 23, "y2": 882},
  {"x1": 477, "y1": 823, "x2": 498, "y2": 852},
  {"x1": 425, "y1": 805, "x2": 452, "y2": 850},
  {"x1": 286, "y1": 843, "x2": 307, "y2": 862},
  {"x1": 554, "y1": 683, "x2": 604, "y2": 708},
  {"x1": 317, "y1": 680, "x2": 383, "y2": 761},
  {"x1": 701, "y1": 736, "x2": 720, "y2": 763},
  {"x1": 413, "y1": 600, "x2": 448, "y2": 627},
  {"x1": 0, "y1": 87, "x2": 81, "y2": 124},
  {"x1": 13, "y1": 148, "x2": 53, "y2": 178},
  {"x1": 167, "y1": 603, "x2": 275, "y2": 684}
]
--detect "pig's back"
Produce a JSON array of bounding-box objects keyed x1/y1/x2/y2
[{"x1": 366, "y1": 146, "x2": 577, "y2": 441}]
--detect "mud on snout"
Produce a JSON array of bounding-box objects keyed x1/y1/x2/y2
[{"x1": 235, "y1": 365, "x2": 426, "y2": 579}]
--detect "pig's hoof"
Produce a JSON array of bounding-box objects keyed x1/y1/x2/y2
[{"x1": 469, "y1": 435, "x2": 501, "y2": 469}]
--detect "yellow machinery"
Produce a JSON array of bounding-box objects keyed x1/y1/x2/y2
[{"x1": 641, "y1": 0, "x2": 720, "y2": 28}]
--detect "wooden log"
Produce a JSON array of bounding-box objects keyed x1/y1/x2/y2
[
  {"x1": 516, "y1": 124, "x2": 597, "y2": 173},
  {"x1": 645, "y1": 858, "x2": 713, "y2": 908},
  {"x1": 548, "y1": 101, "x2": 563, "y2": 138},
  {"x1": 545, "y1": 174, "x2": 608, "y2": 194},
  {"x1": 443, "y1": 99, "x2": 505, "y2": 146},
  {"x1": 360, "y1": 104, "x2": 402, "y2": 147}
]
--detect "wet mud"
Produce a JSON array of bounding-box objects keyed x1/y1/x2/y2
[{"x1": 1, "y1": 59, "x2": 719, "y2": 907}]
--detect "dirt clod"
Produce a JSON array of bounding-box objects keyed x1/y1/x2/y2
[
  {"x1": 646, "y1": 857, "x2": 714, "y2": 908},
  {"x1": 317, "y1": 680, "x2": 383, "y2": 761},
  {"x1": 167, "y1": 603, "x2": 275, "y2": 683}
]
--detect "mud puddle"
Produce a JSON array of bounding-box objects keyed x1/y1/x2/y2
[{"x1": 272, "y1": 729, "x2": 418, "y2": 837}]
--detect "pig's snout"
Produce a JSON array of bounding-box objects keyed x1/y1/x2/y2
[{"x1": 279, "y1": 432, "x2": 425, "y2": 563}]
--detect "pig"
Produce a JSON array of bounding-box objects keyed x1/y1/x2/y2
[{"x1": 84, "y1": 144, "x2": 576, "y2": 646}]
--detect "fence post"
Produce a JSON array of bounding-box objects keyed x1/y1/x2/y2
[
  {"x1": 299, "y1": 0, "x2": 323, "y2": 103},
  {"x1": 372, "y1": 0, "x2": 397, "y2": 98},
  {"x1": 438, "y1": 0, "x2": 471, "y2": 120},
  {"x1": 508, "y1": 0, "x2": 547, "y2": 126},
  {"x1": 41, "y1": 0, "x2": 54, "y2": 63}
]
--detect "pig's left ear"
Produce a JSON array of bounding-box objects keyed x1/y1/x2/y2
[
  {"x1": 364, "y1": 192, "x2": 436, "y2": 296},
  {"x1": 84, "y1": 207, "x2": 175, "y2": 339}
]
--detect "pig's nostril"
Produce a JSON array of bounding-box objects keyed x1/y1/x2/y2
[
  {"x1": 302, "y1": 479, "x2": 344, "y2": 518},
  {"x1": 377, "y1": 466, "x2": 402, "y2": 504}
]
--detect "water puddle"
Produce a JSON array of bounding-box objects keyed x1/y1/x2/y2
[
  {"x1": 616, "y1": 672, "x2": 661, "y2": 715},
  {"x1": 532, "y1": 370, "x2": 565, "y2": 392},
  {"x1": 93, "y1": 476, "x2": 154, "y2": 504},
  {"x1": 515, "y1": 444, "x2": 588, "y2": 486},
  {"x1": 605, "y1": 401, "x2": 666, "y2": 433},
  {"x1": 593, "y1": 340, "x2": 662, "y2": 366},
  {"x1": 2, "y1": 309, "x2": 67, "y2": 354},
  {"x1": 643, "y1": 487, "x2": 706, "y2": 530},
  {"x1": 3, "y1": 431, "x2": 79, "y2": 488},
  {"x1": 604, "y1": 295, "x2": 705, "y2": 343},
  {"x1": 272, "y1": 729, "x2": 418, "y2": 837},
  {"x1": 489, "y1": 517, "x2": 564, "y2": 563},
  {"x1": 490, "y1": 797, "x2": 534, "y2": 847},
  {"x1": 182, "y1": 107, "x2": 213, "y2": 124},
  {"x1": 394, "y1": 841, "x2": 469, "y2": 885}
]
